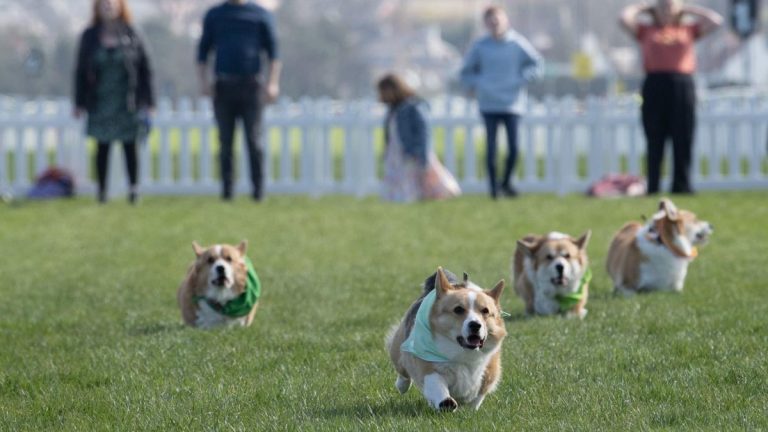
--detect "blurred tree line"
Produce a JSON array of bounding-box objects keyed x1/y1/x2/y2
[
  {"x1": 0, "y1": 0, "x2": 381, "y2": 100},
  {"x1": 0, "y1": 0, "x2": 740, "y2": 100}
]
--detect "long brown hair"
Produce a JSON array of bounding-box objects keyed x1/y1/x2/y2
[
  {"x1": 377, "y1": 73, "x2": 417, "y2": 107},
  {"x1": 91, "y1": 0, "x2": 133, "y2": 26}
]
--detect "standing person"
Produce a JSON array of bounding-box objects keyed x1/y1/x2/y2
[
  {"x1": 620, "y1": 0, "x2": 722, "y2": 194},
  {"x1": 377, "y1": 74, "x2": 461, "y2": 203},
  {"x1": 74, "y1": 0, "x2": 154, "y2": 204},
  {"x1": 460, "y1": 6, "x2": 543, "y2": 199},
  {"x1": 197, "y1": 0, "x2": 281, "y2": 201}
]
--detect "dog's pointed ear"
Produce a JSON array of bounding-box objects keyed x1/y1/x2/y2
[
  {"x1": 463, "y1": 272, "x2": 469, "y2": 283},
  {"x1": 659, "y1": 198, "x2": 679, "y2": 221},
  {"x1": 517, "y1": 238, "x2": 538, "y2": 258},
  {"x1": 237, "y1": 240, "x2": 248, "y2": 255},
  {"x1": 487, "y1": 279, "x2": 505, "y2": 303},
  {"x1": 192, "y1": 241, "x2": 204, "y2": 257},
  {"x1": 435, "y1": 267, "x2": 454, "y2": 297},
  {"x1": 574, "y1": 230, "x2": 592, "y2": 251}
]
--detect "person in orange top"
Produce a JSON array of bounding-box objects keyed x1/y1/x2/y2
[{"x1": 620, "y1": 0, "x2": 722, "y2": 194}]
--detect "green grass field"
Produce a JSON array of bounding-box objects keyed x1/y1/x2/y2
[{"x1": 1, "y1": 192, "x2": 767, "y2": 430}]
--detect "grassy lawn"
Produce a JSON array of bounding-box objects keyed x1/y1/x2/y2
[{"x1": 1, "y1": 192, "x2": 766, "y2": 430}]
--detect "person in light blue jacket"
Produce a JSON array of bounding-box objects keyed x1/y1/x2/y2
[{"x1": 460, "y1": 5, "x2": 543, "y2": 199}]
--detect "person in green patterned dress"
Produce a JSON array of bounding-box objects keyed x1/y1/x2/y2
[{"x1": 74, "y1": 0, "x2": 154, "y2": 204}]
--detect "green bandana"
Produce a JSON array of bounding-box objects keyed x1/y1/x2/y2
[
  {"x1": 401, "y1": 289, "x2": 511, "y2": 362},
  {"x1": 195, "y1": 257, "x2": 261, "y2": 318},
  {"x1": 555, "y1": 267, "x2": 591, "y2": 312}
]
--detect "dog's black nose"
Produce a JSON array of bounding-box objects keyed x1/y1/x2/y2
[
  {"x1": 468, "y1": 321, "x2": 482, "y2": 333},
  {"x1": 555, "y1": 263, "x2": 564, "y2": 274},
  {"x1": 215, "y1": 264, "x2": 225, "y2": 274}
]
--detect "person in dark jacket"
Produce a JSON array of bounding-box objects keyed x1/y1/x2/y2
[
  {"x1": 197, "y1": 0, "x2": 282, "y2": 201},
  {"x1": 74, "y1": 0, "x2": 154, "y2": 204},
  {"x1": 377, "y1": 74, "x2": 460, "y2": 202}
]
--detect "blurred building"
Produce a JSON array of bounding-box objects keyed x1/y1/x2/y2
[{"x1": 364, "y1": 25, "x2": 461, "y2": 95}]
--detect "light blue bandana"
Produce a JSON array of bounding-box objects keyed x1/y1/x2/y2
[{"x1": 400, "y1": 290, "x2": 450, "y2": 362}]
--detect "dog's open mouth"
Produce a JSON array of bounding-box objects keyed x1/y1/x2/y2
[
  {"x1": 457, "y1": 335, "x2": 484, "y2": 350},
  {"x1": 551, "y1": 276, "x2": 568, "y2": 286},
  {"x1": 211, "y1": 276, "x2": 230, "y2": 287}
]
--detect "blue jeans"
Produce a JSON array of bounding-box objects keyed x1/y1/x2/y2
[{"x1": 482, "y1": 112, "x2": 519, "y2": 197}]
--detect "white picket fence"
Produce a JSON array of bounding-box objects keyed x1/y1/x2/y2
[{"x1": 1, "y1": 93, "x2": 767, "y2": 198}]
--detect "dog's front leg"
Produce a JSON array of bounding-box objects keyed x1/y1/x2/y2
[
  {"x1": 533, "y1": 289, "x2": 559, "y2": 315},
  {"x1": 395, "y1": 375, "x2": 411, "y2": 394},
  {"x1": 614, "y1": 283, "x2": 636, "y2": 297},
  {"x1": 423, "y1": 373, "x2": 457, "y2": 412},
  {"x1": 468, "y1": 394, "x2": 486, "y2": 411}
]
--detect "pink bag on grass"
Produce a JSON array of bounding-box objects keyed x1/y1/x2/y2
[{"x1": 587, "y1": 174, "x2": 646, "y2": 198}]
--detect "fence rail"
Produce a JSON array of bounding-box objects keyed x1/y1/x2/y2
[{"x1": 1, "y1": 94, "x2": 767, "y2": 198}]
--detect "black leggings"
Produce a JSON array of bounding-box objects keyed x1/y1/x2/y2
[
  {"x1": 641, "y1": 73, "x2": 696, "y2": 194},
  {"x1": 95, "y1": 141, "x2": 138, "y2": 196}
]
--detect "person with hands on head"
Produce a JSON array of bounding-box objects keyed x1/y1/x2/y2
[{"x1": 619, "y1": 0, "x2": 722, "y2": 195}]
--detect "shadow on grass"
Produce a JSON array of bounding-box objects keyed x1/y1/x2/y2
[
  {"x1": 126, "y1": 322, "x2": 186, "y2": 336},
  {"x1": 317, "y1": 397, "x2": 432, "y2": 420}
]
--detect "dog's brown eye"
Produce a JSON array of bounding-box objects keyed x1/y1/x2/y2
[
  {"x1": 207, "y1": 256, "x2": 215, "y2": 264},
  {"x1": 453, "y1": 306, "x2": 465, "y2": 315},
  {"x1": 225, "y1": 256, "x2": 232, "y2": 262},
  {"x1": 563, "y1": 253, "x2": 570, "y2": 259},
  {"x1": 546, "y1": 254, "x2": 554, "y2": 260},
  {"x1": 481, "y1": 307, "x2": 490, "y2": 315}
]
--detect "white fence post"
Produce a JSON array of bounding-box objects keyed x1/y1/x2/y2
[{"x1": 1, "y1": 94, "x2": 767, "y2": 197}]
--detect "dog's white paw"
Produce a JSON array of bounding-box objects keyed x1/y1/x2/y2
[{"x1": 615, "y1": 286, "x2": 637, "y2": 298}]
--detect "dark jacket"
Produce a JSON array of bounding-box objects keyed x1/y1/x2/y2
[
  {"x1": 74, "y1": 24, "x2": 155, "y2": 112},
  {"x1": 384, "y1": 97, "x2": 430, "y2": 167},
  {"x1": 197, "y1": 1, "x2": 279, "y2": 75}
]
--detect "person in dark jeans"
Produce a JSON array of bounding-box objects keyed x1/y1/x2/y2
[
  {"x1": 620, "y1": 0, "x2": 721, "y2": 194},
  {"x1": 459, "y1": 6, "x2": 542, "y2": 199},
  {"x1": 197, "y1": 0, "x2": 281, "y2": 201},
  {"x1": 481, "y1": 113, "x2": 519, "y2": 198},
  {"x1": 74, "y1": 0, "x2": 154, "y2": 204}
]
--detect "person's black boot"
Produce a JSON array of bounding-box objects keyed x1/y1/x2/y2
[
  {"x1": 500, "y1": 183, "x2": 518, "y2": 198},
  {"x1": 222, "y1": 183, "x2": 233, "y2": 201},
  {"x1": 128, "y1": 187, "x2": 139, "y2": 205}
]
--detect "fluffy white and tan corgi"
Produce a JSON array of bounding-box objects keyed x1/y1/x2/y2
[
  {"x1": 385, "y1": 268, "x2": 506, "y2": 412},
  {"x1": 513, "y1": 231, "x2": 592, "y2": 318},
  {"x1": 177, "y1": 240, "x2": 261, "y2": 329},
  {"x1": 607, "y1": 198, "x2": 713, "y2": 295}
]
